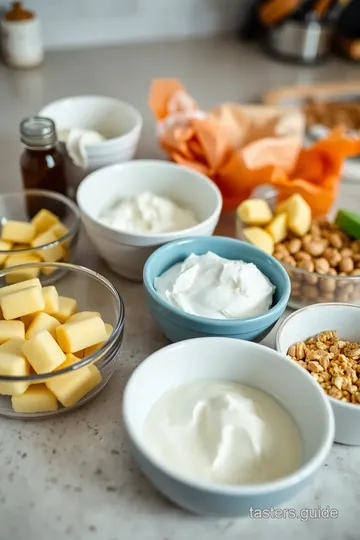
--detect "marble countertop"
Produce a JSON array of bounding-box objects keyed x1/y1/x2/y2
[{"x1": 0, "y1": 37, "x2": 360, "y2": 540}]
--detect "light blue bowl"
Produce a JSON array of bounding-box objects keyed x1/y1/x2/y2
[{"x1": 143, "y1": 237, "x2": 291, "y2": 342}]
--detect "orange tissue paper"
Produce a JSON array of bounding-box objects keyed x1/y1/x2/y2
[{"x1": 149, "y1": 79, "x2": 360, "y2": 215}]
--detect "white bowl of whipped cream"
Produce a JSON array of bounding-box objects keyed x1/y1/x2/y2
[
  {"x1": 123, "y1": 336, "x2": 334, "y2": 517},
  {"x1": 77, "y1": 160, "x2": 222, "y2": 280}
]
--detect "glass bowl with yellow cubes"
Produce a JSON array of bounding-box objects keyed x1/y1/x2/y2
[
  {"x1": 0, "y1": 263, "x2": 124, "y2": 418},
  {"x1": 236, "y1": 187, "x2": 360, "y2": 310},
  {"x1": 0, "y1": 189, "x2": 80, "y2": 284}
]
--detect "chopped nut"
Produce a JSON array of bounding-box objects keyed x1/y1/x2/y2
[
  {"x1": 308, "y1": 361, "x2": 324, "y2": 373},
  {"x1": 287, "y1": 330, "x2": 360, "y2": 405}
]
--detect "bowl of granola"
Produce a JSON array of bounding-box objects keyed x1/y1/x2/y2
[{"x1": 275, "y1": 303, "x2": 360, "y2": 445}]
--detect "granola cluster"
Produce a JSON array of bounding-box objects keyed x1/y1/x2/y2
[{"x1": 287, "y1": 331, "x2": 360, "y2": 405}]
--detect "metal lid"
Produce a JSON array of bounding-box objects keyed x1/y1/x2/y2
[{"x1": 20, "y1": 117, "x2": 57, "y2": 148}]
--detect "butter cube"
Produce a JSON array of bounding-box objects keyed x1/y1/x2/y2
[
  {"x1": 0, "y1": 320, "x2": 25, "y2": 344},
  {"x1": 31, "y1": 209, "x2": 59, "y2": 234},
  {"x1": 68, "y1": 311, "x2": 101, "y2": 323},
  {"x1": 275, "y1": 194, "x2": 311, "y2": 236},
  {"x1": 12, "y1": 385, "x2": 58, "y2": 413},
  {"x1": 0, "y1": 338, "x2": 30, "y2": 395},
  {"x1": 266, "y1": 212, "x2": 288, "y2": 243},
  {"x1": 21, "y1": 312, "x2": 40, "y2": 330},
  {"x1": 22, "y1": 330, "x2": 65, "y2": 374},
  {"x1": 56, "y1": 316, "x2": 107, "y2": 353},
  {"x1": 84, "y1": 323, "x2": 113, "y2": 357},
  {"x1": 4, "y1": 253, "x2": 41, "y2": 284},
  {"x1": 286, "y1": 194, "x2": 311, "y2": 237},
  {"x1": 1, "y1": 220, "x2": 35, "y2": 244},
  {"x1": 0, "y1": 278, "x2": 41, "y2": 297},
  {"x1": 237, "y1": 199, "x2": 273, "y2": 226},
  {"x1": 31, "y1": 230, "x2": 65, "y2": 263},
  {"x1": 49, "y1": 222, "x2": 69, "y2": 239},
  {"x1": 51, "y1": 296, "x2": 78, "y2": 323},
  {"x1": 46, "y1": 353, "x2": 101, "y2": 407},
  {"x1": 88, "y1": 363, "x2": 102, "y2": 385},
  {"x1": 0, "y1": 240, "x2": 12, "y2": 265},
  {"x1": 42, "y1": 286, "x2": 59, "y2": 314},
  {"x1": 243, "y1": 227, "x2": 274, "y2": 255},
  {"x1": 26, "y1": 312, "x2": 61, "y2": 340},
  {"x1": 1, "y1": 286, "x2": 45, "y2": 320}
]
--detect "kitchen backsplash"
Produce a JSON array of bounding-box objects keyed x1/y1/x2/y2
[{"x1": 0, "y1": 0, "x2": 251, "y2": 49}]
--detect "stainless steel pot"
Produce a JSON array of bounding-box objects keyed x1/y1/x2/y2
[{"x1": 265, "y1": 20, "x2": 333, "y2": 64}]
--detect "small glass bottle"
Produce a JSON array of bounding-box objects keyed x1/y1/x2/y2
[{"x1": 20, "y1": 116, "x2": 67, "y2": 197}]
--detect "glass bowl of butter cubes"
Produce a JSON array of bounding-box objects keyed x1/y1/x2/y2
[
  {"x1": 0, "y1": 190, "x2": 80, "y2": 284},
  {"x1": 236, "y1": 187, "x2": 360, "y2": 309},
  {"x1": 0, "y1": 263, "x2": 124, "y2": 418}
]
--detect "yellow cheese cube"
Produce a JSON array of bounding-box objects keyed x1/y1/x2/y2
[
  {"x1": 46, "y1": 353, "x2": 101, "y2": 407},
  {"x1": 20, "y1": 312, "x2": 40, "y2": 330},
  {"x1": 84, "y1": 323, "x2": 113, "y2": 357},
  {"x1": 49, "y1": 222, "x2": 69, "y2": 239},
  {"x1": 265, "y1": 212, "x2": 288, "y2": 243},
  {"x1": 0, "y1": 240, "x2": 12, "y2": 265},
  {"x1": 88, "y1": 363, "x2": 102, "y2": 385},
  {"x1": 0, "y1": 320, "x2": 25, "y2": 344},
  {"x1": 243, "y1": 227, "x2": 274, "y2": 255},
  {"x1": 51, "y1": 296, "x2": 78, "y2": 323},
  {"x1": 26, "y1": 312, "x2": 61, "y2": 340},
  {"x1": 42, "y1": 286, "x2": 59, "y2": 314},
  {"x1": 11, "y1": 384, "x2": 58, "y2": 413},
  {"x1": 0, "y1": 338, "x2": 30, "y2": 395},
  {"x1": 0, "y1": 278, "x2": 41, "y2": 297},
  {"x1": 1, "y1": 286, "x2": 45, "y2": 320},
  {"x1": 1, "y1": 220, "x2": 35, "y2": 244},
  {"x1": 31, "y1": 230, "x2": 65, "y2": 263},
  {"x1": 286, "y1": 194, "x2": 311, "y2": 237},
  {"x1": 4, "y1": 253, "x2": 41, "y2": 284},
  {"x1": 31, "y1": 209, "x2": 59, "y2": 234},
  {"x1": 22, "y1": 329, "x2": 66, "y2": 374},
  {"x1": 68, "y1": 311, "x2": 101, "y2": 323},
  {"x1": 56, "y1": 316, "x2": 107, "y2": 353},
  {"x1": 237, "y1": 199, "x2": 273, "y2": 226}
]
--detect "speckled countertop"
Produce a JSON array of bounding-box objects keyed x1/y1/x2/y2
[{"x1": 0, "y1": 37, "x2": 360, "y2": 540}]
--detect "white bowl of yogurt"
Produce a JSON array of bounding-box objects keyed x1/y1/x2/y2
[
  {"x1": 77, "y1": 160, "x2": 222, "y2": 280},
  {"x1": 123, "y1": 337, "x2": 334, "y2": 517}
]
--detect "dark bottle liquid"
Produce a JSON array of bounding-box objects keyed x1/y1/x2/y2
[{"x1": 20, "y1": 116, "x2": 68, "y2": 217}]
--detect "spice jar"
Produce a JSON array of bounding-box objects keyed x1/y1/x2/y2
[
  {"x1": 20, "y1": 117, "x2": 67, "y2": 200},
  {"x1": 1, "y1": 2, "x2": 43, "y2": 68}
]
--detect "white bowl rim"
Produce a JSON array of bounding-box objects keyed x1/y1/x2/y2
[
  {"x1": 39, "y1": 95, "x2": 143, "y2": 147},
  {"x1": 123, "y1": 336, "x2": 335, "y2": 495},
  {"x1": 77, "y1": 160, "x2": 223, "y2": 243},
  {"x1": 275, "y1": 302, "x2": 360, "y2": 412}
]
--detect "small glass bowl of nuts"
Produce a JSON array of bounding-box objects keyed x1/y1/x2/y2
[{"x1": 236, "y1": 188, "x2": 360, "y2": 309}]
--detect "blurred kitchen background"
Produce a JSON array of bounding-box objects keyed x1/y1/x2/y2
[{"x1": 1, "y1": 0, "x2": 359, "y2": 61}]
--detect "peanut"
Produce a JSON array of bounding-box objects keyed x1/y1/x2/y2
[
  {"x1": 339, "y1": 257, "x2": 354, "y2": 274},
  {"x1": 314, "y1": 257, "x2": 330, "y2": 274},
  {"x1": 329, "y1": 232, "x2": 343, "y2": 249},
  {"x1": 303, "y1": 239, "x2": 327, "y2": 257},
  {"x1": 288, "y1": 238, "x2": 302, "y2": 254}
]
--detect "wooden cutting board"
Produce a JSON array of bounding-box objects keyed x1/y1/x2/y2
[{"x1": 262, "y1": 81, "x2": 360, "y2": 106}]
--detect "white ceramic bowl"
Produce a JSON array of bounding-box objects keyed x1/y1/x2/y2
[
  {"x1": 276, "y1": 303, "x2": 360, "y2": 446},
  {"x1": 39, "y1": 95, "x2": 143, "y2": 169},
  {"x1": 77, "y1": 160, "x2": 223, "y2": 280},
  {"x1": 123, "y1": 337, "x2": 334, "y2": 517}
]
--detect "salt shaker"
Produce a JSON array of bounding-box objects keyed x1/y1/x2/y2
[{"x1": 1, "y1": 2, "x2": 43, "y2": 68}]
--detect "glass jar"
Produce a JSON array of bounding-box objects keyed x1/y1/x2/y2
[{"x1": 20, "y1": 116, "x2": 67, "y2": 197}]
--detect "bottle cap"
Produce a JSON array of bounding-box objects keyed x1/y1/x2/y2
[{"x1": 20, "y1": 117, "x2": 57, "y2": 148}]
